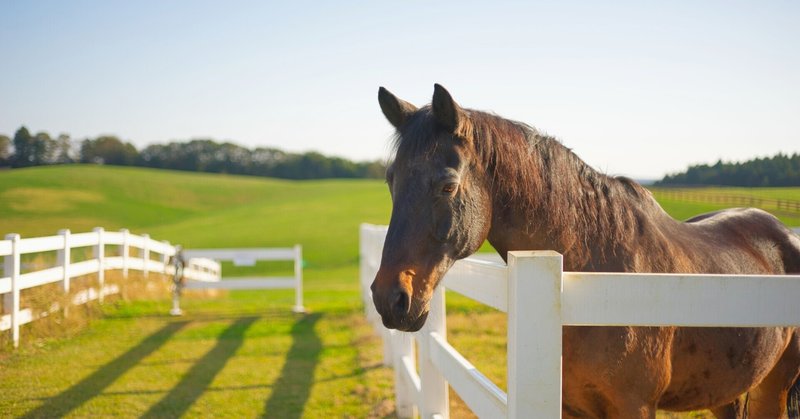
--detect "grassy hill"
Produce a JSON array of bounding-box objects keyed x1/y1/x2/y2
[{"x1": 0, "y1": 165, "x2": 393, "y2": 277}]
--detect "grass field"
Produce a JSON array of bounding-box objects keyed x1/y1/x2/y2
[{"x1": 0, "y1": 165, "x2": 798, "y2": 418}]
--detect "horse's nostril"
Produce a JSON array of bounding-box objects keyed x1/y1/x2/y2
[{"x1": 391, "y1": 287, "x2": 410, "y2": 316}]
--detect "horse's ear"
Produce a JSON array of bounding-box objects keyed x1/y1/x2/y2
[
  {"x1": 378, "y1": 87, "x2": 417, "y2": 129},
  {"x1": 432, "y1": 84, "x2": 466, "y2": 135}
]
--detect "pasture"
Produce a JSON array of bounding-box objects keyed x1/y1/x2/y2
[{"x1": 0, "y1": 165, "x2": 798, "y2": 417}]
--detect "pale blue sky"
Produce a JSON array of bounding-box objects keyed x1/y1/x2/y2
[{"x1": 1, "y1": 1, "x2": 798, "y2": 179}]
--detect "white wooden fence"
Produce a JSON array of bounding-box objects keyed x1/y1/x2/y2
[
  {"x1": 1, "y1": 228, "x2": 219, "y2": 348},
  {"x1": 360, "y1": 223, "x2": 800, "y2": 418},
  {"x1": 177, "y1": 246, "x2": 304, "y2": 314}
]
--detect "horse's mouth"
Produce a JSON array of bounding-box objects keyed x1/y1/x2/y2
[{"x1": 381, "y1": 310, "x2": 429, "y2": 332}]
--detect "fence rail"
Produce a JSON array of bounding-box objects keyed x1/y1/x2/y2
[
  {"x1": 1, "y1": 228, "x2": 219, "y2": 348},
  {"x1": 177, "y1": 246, "x2": 304, "y2": 314},
  {"x1": 650, "y1": 188, "x2": 800, "y2": 215},
  {"x1": 360, "y1": 224, "x2": 800, "y2": 418}
]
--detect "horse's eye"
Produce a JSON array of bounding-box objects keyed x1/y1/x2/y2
[{"x1": 442, "y1": 183, "x2": 458, "y2": 194}]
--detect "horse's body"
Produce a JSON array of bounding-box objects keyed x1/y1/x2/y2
[{"x1": 371, "y1": 84, "x2": 800, "y2": 418}]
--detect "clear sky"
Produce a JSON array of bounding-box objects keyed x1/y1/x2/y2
[{"x1": 1, "y1": 1, "x2": 798, "y2": 179}]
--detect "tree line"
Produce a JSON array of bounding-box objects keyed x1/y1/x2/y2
[
  {"x1": 655, "y1": 152, "x2": 800, "y2": 187},
  {"x1": 0, "y1": 126, "x2": 385, "y2": 179}
]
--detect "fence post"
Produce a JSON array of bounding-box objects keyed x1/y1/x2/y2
[
  {"x1": 507, "y1": 251, "x2": 563, "y2": 418},
  {"x1": 169, "y1": 246, "x2": 184, "y2": 316},
  {"x1": 417, "y1": 285, "x2": 449, "y2": 418},
  {"x1": 292, "y1": 244, "x2": 305, "y2": 313},
  {"x1": 161, "y1": 240, "x2": 170, "y2": 274},
  {"x1": 121, "y1": 229, "x2": 130, "y2": 279},
  {"x1": 142, "y1": 234, "x2": 150, "y2": 278},
  {"x1": 93, "y1": 227, "x2": 105, "y2": 303},
  {"x1": 392, "y1": 330, "x2": 416, "y2": 418},
  {"x1": 3, "y1": 234, "x2": 21, "y2": 348},
  {"x1": 58, "y1": 229, "x2": 71, "y2": 293}
]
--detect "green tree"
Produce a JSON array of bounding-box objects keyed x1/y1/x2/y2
[
  {"x1": 0, "y1": 134, "x2": 10, "y2": 166},
  {"x1": 12, "y1": 126, "x2": 34, "y2": 167},
  {"x1": 80, "y1": 136, "x2": 138, "y2": 166},
  {"x1": 54, "y1": 134, "x2": 75, "y2": 163}
]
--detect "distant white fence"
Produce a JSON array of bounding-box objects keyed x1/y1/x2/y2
[
  {"x1": 360, "y1": 224, "x2": 800, "y2": 418},
  {"x1": 1, "y1": 228, "x2": 219, "y2": 348},
  {"x1": 177, "y1": 246, "x2": 304, "y2": 314}
]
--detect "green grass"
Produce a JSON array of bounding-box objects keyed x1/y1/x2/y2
[
  {"x1": 0, "y1": 165, "x2": 395, "y2": 418},
  {"x1": 650, "y1": 186, "x2": 800, "y2": 226},
  {"x1": 0, "y1": 165, "x2": 797, "y2": 418}
]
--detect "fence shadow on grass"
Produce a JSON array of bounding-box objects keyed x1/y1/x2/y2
[
  {"x1": 262, "y1": 313, "x2": 322, "y2": 419},
  {"x1": 21, "y1": 320, "x2": 189, "y2": 419},
  {"x1": 141, "y1": 316, "x2": 259, "y2": 418}
]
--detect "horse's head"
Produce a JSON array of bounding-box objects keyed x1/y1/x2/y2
[{"x1": 371, "y1": 84, "x2": 492, "y2": 331}]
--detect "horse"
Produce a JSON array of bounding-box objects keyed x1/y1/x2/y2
[{"x1": 370, "y1": 84, "x2": 800, "y2": 418}]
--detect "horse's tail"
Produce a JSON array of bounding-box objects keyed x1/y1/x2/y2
[{"x1": 789, "y1": 377, "x2": 800, "y2": 419}]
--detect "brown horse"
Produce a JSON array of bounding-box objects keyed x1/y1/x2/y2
[{"x1": 370, "y1": 84, "x2": 800, "y2": 418}]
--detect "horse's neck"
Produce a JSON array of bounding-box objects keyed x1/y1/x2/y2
[{"x1": 487, "y1": 136, "x2": 667, "y2": 271}]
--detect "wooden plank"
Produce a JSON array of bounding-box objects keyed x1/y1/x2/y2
[
  {"x1": 126, "y1": 234, "x2": 146, "y2": 249},
  {"x1": 184, "y1": 277, "x2": 296, "y2": 290},
  {"x1": 0, "y1": 240, "x2": 10, "y2": 257},
  {"x1": 72, "y1": 285, "x2": 121, "y2": 305},
  {"x1": 183, "y1": 248, "x2": 296, "y2": 261},
  {"x1": 17, "y1": 235, "x2": 62, "y2": 253},
  {"x1": 127, "y1": 258, "x2": 145, "y2": 271},
  {"x1": 102, "y1": 231, "x2": 124, "y2": 245},
  {"x1": 0, "y1": 309, "x2": 33, "y2": 331},
  {"x1": 562, "y1": 272, "x2": 800, "y2": 327},
  {"x1": 146, "y1": 240, "x2": 174, "y2": 256},
  {"x1": 70, "y1": 259, "x2": 100, "y2": 277},
  {"x1": 186, "y1": 257, "x2": 221, "y2": 272},
  {"x1": 19, "y1": 267, "x2": 62, "y2": 290},
  {"x1": 429, "y1": 332, "x2": 507, "y2": 418},
  {"x1": 507, "y1": 251, "x2": 563, "y2": 418},
  {"x1": 444, "y1": 257, "x2": 508, "y2": 312},
  {"x1": 145, "y1": 259, "x2": 167, "y2": 273},
  {"x1": 104, "y1": 256, "x2": 124, "y2": 270},
  {"x1": 69, "y1": 232, "x2": 99, "y2": 248},
  {"x1": 400, "y1": 355, "x2": 422, "y2": 404}
]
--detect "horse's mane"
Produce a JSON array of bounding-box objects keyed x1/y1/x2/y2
[{"x1": 394, "y1": 107, "x2": 662, "y2": 269}]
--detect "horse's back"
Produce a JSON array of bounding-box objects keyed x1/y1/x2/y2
[{"x1": 683, "y1": 207, "x2": 800, "y2": 275}]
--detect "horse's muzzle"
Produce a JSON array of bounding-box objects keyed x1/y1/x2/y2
[{"x1": 370, "y1": 270, "x2": 429, "y2": 331}]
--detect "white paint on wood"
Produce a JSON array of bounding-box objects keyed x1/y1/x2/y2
[
  {"x1": 429, "y1": 332, "x2": 507, "y2": 418},
  {"x1": 0, "y1": 308, "x2": 31, "y2": 331},
  {"x1": 69, "y1": 232, "x2": 99, "y2": 248},
  {"x1": 417, "y1": 285, "x2": 449, "y2": 418},
  {"x1": 0, "y1": 228, "x2": 216, "y2": 348},
  {"x1": 19, "y1": 267, "x2": 63, "y2": 290},
  {"x1": 179, "y1": 246, "x2": 303, "y2": 313},
  {"x1": 445, "y1": 257, "x2": 507, "y2": 312},
  {"x1": 507, "y1": 251, "x2": 563, "y2": 418},
  {"x1": 16, "y1": 235, "x2": 62, "y2": 253},
  {"x1": 0, "y1": 240, "x2": 11, "y2": 257},
  {"x1": 562, "y1": 271, "x2": 800, "y2": 327},
  {"x1": 184, "y1": 278, "x2": 296, "y2": 290},
  {"x1": 183, "y1": 248, "x2": 296, "y2": 261}
]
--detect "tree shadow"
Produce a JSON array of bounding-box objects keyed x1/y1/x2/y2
[
  {"x1": 22, "y1": 320, "x2": 189, "y2": 419},
  {"x1": 262, "y1": 313, "x2": 322, "y2": 419},
  {"x1": 141, "y1": 316, "x2": 258, "y2": 418}
]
